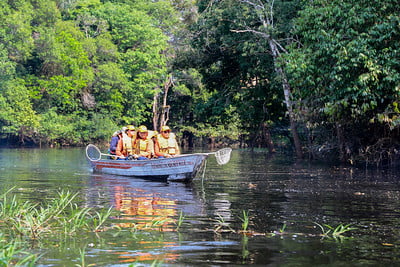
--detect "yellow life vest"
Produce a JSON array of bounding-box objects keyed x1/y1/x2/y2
[
  {"x1": 122, "y1": 133, "x2": 134, "y2": 155},
  {"x1": 146, "y1": 130, "x2": 157, "y2": 156},
  {"x1": 147, "y1": 130, "x2": 157, "y2": 140},
  {"x1": 134, "y1": 138, "x2": 149, "y2": 154},
  {"x1": 157, "y1": 133, "x2": 178, "y2": 154}
]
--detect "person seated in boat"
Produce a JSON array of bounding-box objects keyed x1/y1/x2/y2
[
  {"x1": 108, "y1": 130, "x2": 123, "y2": 159},
  {"x1": 133, "y1": 125, "x2": 152, "y2": 160},
  {"x1": 147, "y1": 130, "x2": 158, "y2": 158},
  {"x1": 154, "y1": 125, "x2": 180, "y2": 158},
  {"x1": 116, "y1": 125, "x2": 136, "y2": 159}
]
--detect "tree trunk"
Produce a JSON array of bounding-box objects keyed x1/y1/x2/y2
[
  {"x1": 182, "y1": 131, "x2": 194, "y2": 149},
  {"x1": 262, "y1": 122, "x2": 276, "y2": 153},
  {"x1": 209, "y1": 136, "x2": 215, "y2": 149},
  {"x1": 336, "y1": 122, "x2": 346, "y2": 162},
  {"x1": 269, "y1": 40, "x2": 303, "y2": 158},
  {"x1": 152, "y1": 75, "x2": 173, "y2": 131},
  {"x1": 234, "y1": 0, "x2": 303, "y2": 158},
  {"x1": 160, "y1": 76, "x2": 173, "y2": 128},
  {"x1": 152, "y1": 91, "x2": 160, "y2": 131}
]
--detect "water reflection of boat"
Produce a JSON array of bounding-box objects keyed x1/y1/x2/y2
[
  {"x1": 85, "y1": 144, "x2": 232, "y2": 182},
  {"x1": 88, "y1": 174, "x2": 205, "y2": 231}
]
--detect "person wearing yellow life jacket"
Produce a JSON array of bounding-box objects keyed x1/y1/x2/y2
[
  {"x1": 154, "y1": 125, "x2": 180, "y2": 158},
  {"x1": 133, "y1": 125, "x2": 152, "y2": 160},
  {"x1": 146, "y1": 130, "x2": 158, "y2": 158},
  {"x1": 116, "y1": 125, "x2": 136, "y2": 159}
]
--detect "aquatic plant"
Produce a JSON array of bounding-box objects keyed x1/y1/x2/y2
[
  {"x1": 75, "y1": 246, "x2": 86, "y2": 267},
  {"x1": 212, "y1": 210, "x2": 252, "y2": 234},
  {"x1": 213, "y1": 214, "x2": 235, "y2": 233},
  {"x1": 241, "y1": 235, "x2": 250, "y2": 262},
  {"x1": 75, "y1": 245, "x2": 97, "y2": 267},
  {"x1": 314, "y1": 222, "x2": 357, "y2": 240},
  {"x1": 117, "y1": 216, "x2": 177, "y2": 232},
  {"x1": 0, "y1": 188, "x2": 119, "y2": 265},
  {"x1": 0, "y1": 234, "x2": 38, "y2": 266},
  {"x1": 0, "y1": 189, "x2": 114, "y2": 239},
  {"x1": 175, "y1": 210, "x2": 185, "y2": 230},
  {"x1": 269, "y1": 223, "x2": 288, "y2": 237},
  {"x1": 59, "y1": 203, "x2": 92, "y2": 234},
  {"x1": 279, "y1": 223, "x2": 287, "y2": 233},
  {"x1": 93, "y1": 207, "x2": 114, "y2": 232},
  {"x1": 239, "y1": 210, "x2": 250, "y2": 232},
  {"x1": 150, "y1": 217, "x2": 174, "y2": 231}
]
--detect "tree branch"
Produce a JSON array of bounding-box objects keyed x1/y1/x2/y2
[{"x1": 230, "y1": 29, "x2": 270, "y2": 39}]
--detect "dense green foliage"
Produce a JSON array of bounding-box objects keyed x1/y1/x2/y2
[
  {"x1": 285, "y1": 0, "x2": 400, "y2": 162},
  {"x1": 0, "y1": 0, "x2": 171, "y2": 146},
  {"x1": 173, "y1": 0, "x2": 301, "y2": 147},
  {"x1": 1, "y1": 0, "x2": 399, "y2": 163}
]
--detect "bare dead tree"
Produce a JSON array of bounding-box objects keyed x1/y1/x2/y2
[
  {"x1": 160, "y1": 75, "x2": 173, "y2": 128},
  {"x1": 152, "y1": 90, "x2": 160, "y2": 131},
  {"x1": 153, "y1": 75, "x2": 174, "y2": 131}
]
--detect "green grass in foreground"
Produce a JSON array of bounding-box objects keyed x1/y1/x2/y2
[{"x1": 0, "y1": 188, "x2": 114, "y2": 265}]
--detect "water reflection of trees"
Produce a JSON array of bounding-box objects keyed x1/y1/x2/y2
[{"x1": 205, "y1": 152, "x2": 400, "y2": 238}]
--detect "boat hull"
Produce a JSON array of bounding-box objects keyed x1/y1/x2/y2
[{"x1": 87, "y1": 154, "x2": 208, "y2": 182}]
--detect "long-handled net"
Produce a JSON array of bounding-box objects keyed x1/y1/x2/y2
[
  {"x1": 198, "y1": 148, "x2": 232, "y2": 181},
  {"x1": 193, "y1": 148, "x2": 232, "y2": 165},
  {"x1": 86, "y1": 144, "x2": 102, "y2": 161},
  {"x1": 213, "y1": 148, "x2": 232, "y2": 165},
  {"x1": 86, "y1": 144, "x2": 123, "y2": 161}
]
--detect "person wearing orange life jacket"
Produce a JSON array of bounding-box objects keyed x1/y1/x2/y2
[
  {"x1": 115, "y1": 125, "x2": 136, "y2": 159},
  {"x1": 154, "y1": 125, "x2": 180, "y2": 158},
  {"x1": 133, "y1": 125, "x2": 152, "y2": 160}
]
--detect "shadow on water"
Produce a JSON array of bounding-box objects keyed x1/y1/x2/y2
[{"x1": 1, "y1": 147, "x2": 400, "y2": 265}]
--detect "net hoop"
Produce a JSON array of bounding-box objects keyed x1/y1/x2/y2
[
  {"x1": 214, "y1": 148, "x2": 232, "y2": 165},
  {"x1": 86, "y1": 144, "x2": 102, "y2": 161}
]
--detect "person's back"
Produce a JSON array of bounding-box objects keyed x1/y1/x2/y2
[{"x1": 109, "y1": 130, "x2": 122, "y2": 157}]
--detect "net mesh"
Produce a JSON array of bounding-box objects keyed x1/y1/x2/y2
[
  {"x1": 214, "y1": 148, "x2": 232, "y2": 165},
  {"x1": 86, "y1": 144, "x2": 101, "y2": 161}
]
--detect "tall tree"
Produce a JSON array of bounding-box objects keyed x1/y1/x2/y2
[
  {"x1": 0, "y1": 1, "x2": 39, "y2": 144},
  {"x1": 0, "y1": 0, "x2": 175, "y2": 145},
  {"x1": 92, "y1": 2, "x2": 169, "y2": 125},
  {"x1": 285, "y1": 0, "x2": 400, "y2": 162},
  {"x1": 231, "y1": 0, "x2": 303, "y2": 157},
  {"x1": 0, "y1": 47, "x2": 38, "y2": 144},
  {"x1": 180, "y1": 0, "x2": 302, "y2": 151}
]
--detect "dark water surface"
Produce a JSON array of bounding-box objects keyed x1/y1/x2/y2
[{"x1": 1, "y1": 147, "x2": 400, "y2": 266}]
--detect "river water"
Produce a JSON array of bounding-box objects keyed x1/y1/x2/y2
[{"x1": 1, "y1": 147, "x2": 400, "y2": 266}]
